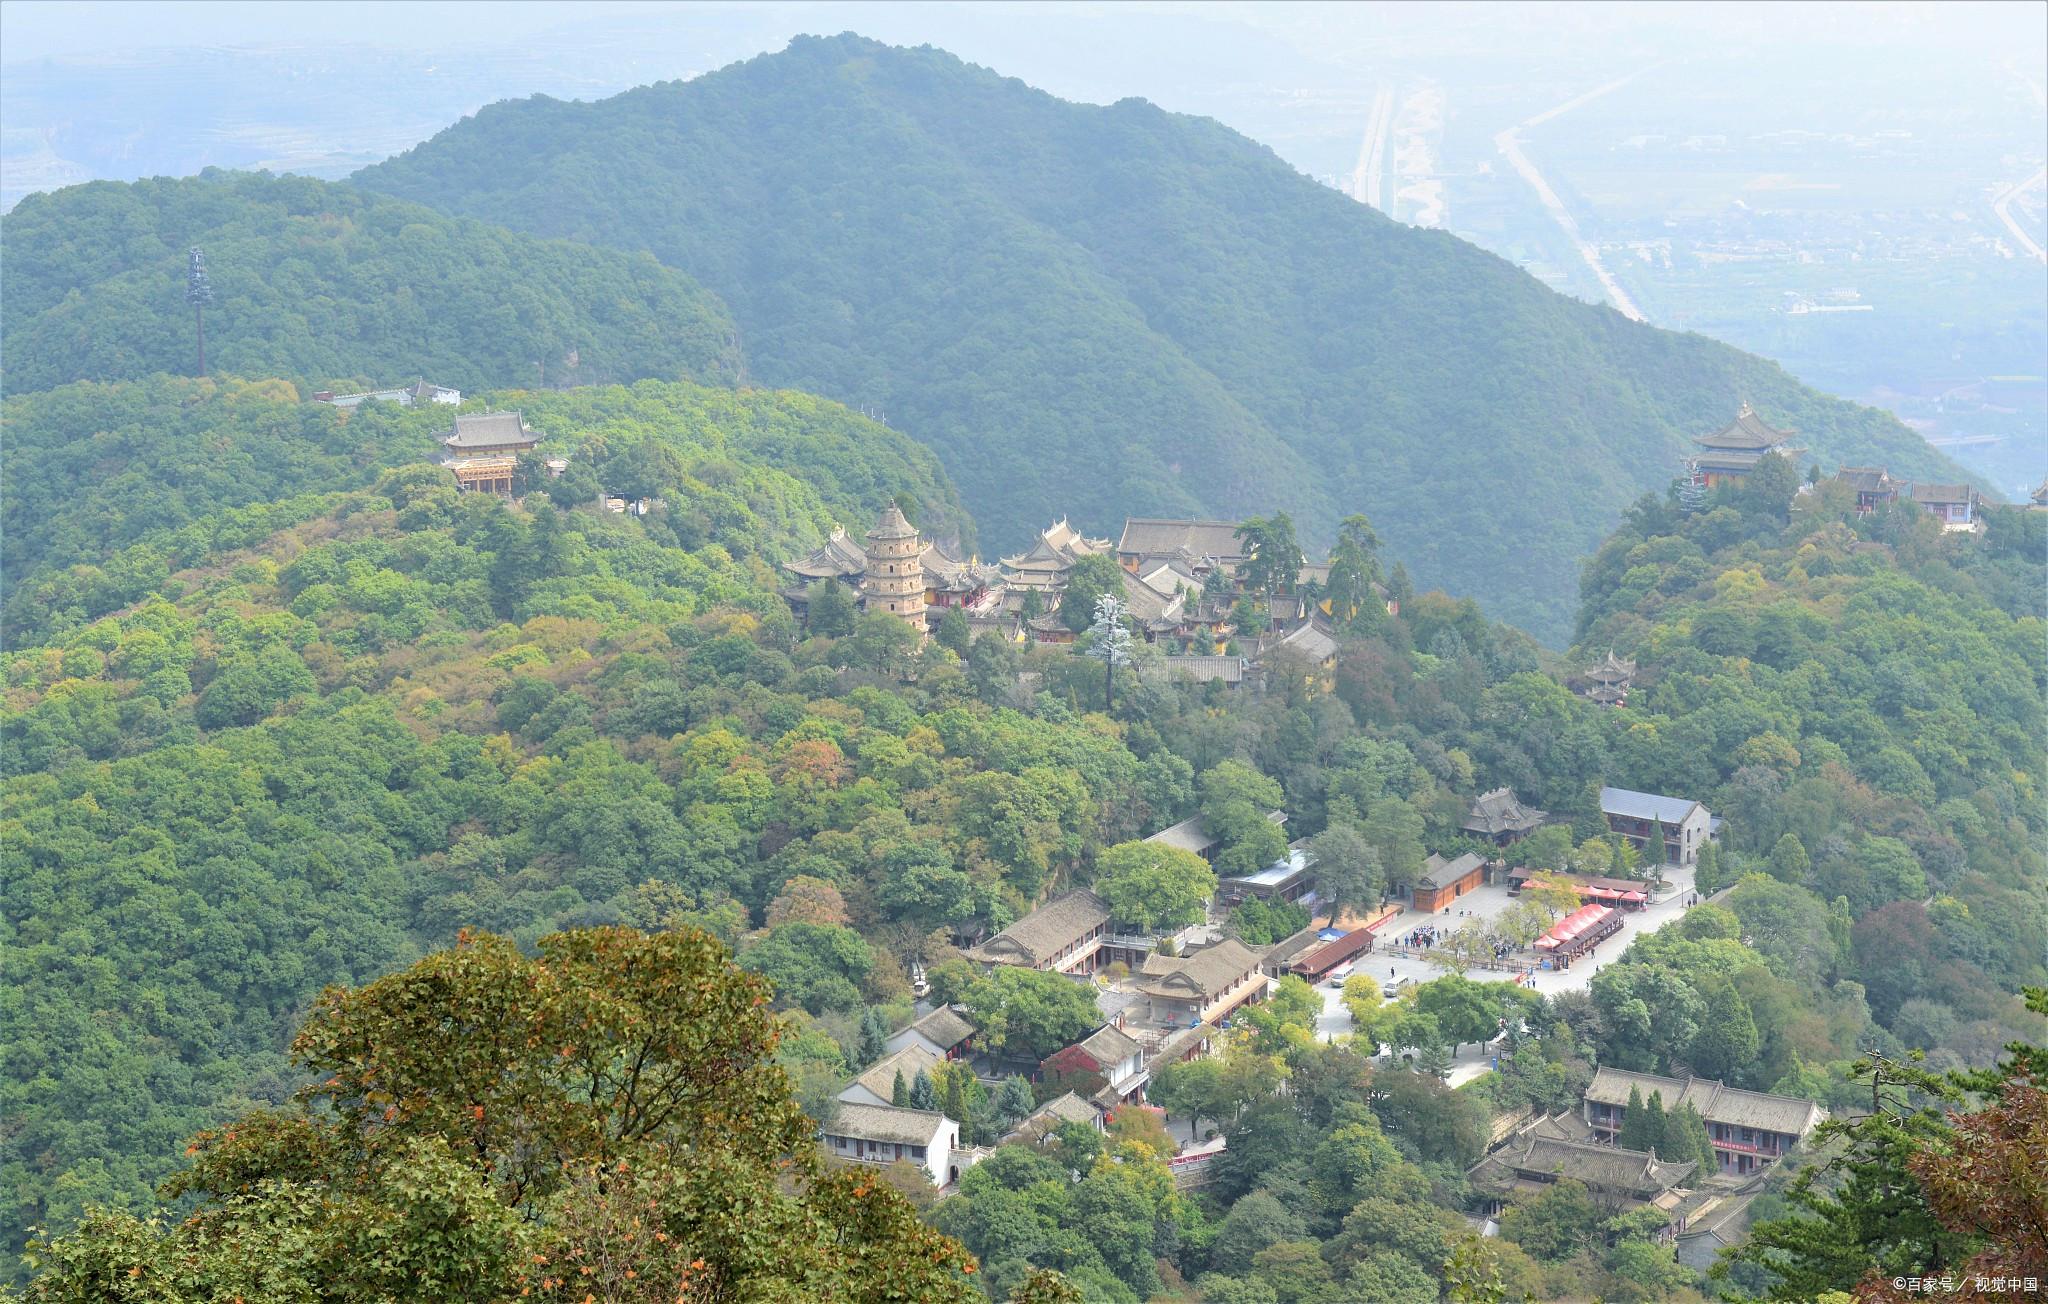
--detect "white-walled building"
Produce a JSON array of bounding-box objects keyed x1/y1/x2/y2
[{"x1": 821, "y1": 1103, "x2": 960, "y2": 1186}]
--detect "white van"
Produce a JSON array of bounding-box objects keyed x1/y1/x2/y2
[{"x1": 1382, "y1": 974, "x2": 1414, "y2": 1000}]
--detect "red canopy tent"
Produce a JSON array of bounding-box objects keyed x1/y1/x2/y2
[{"x1": 1535, "y1": 904, "x2": 1615, "y2": 951}]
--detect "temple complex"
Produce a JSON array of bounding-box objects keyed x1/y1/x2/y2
[
  {"x1": 782, "y1": 506, "x2": 999, "y2": 632},
  {"x1": 440, "y1": 411, "x2": 541, "y2": 496},
  {"x1": 1692, "y1": 404, "x2": 1801, "y2": 489}
]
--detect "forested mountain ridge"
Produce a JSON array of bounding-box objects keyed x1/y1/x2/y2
[
  {"x1": 355, "y1": 33, "x2": 1970, "y2": 642},
  {"x1": 0, "y1": 170, "x2": 741, "y2": 396},
  {"x1": 0, "y1": 375, "x2": 968, "y2": 646}
]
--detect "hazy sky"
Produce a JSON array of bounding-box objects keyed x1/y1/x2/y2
[{"x1": 5, "y1": 0, "x2": 2042, "y2": 67}]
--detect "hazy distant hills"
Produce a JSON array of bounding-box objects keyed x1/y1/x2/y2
[
  {"x1": 354, "y1": 34, "x2": 1968, "y2": 640},
  {"x1": 0, "y1": 171, "x2": 741, "y2": 397}
]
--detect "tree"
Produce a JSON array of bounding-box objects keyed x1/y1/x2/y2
[
  {"x1": 1151, "y1": 1057, "x2": 1231, "y2": 1139},
  {"x1": 892, "y1": 1069, "x2": 911, "y2": 1106},
  {"x1": 767, "y1": 874, "x2": 851, "y2": 929},
  {"x1": 1362, "y1": 796, "x2": 1427, "y2": 887},
  {"x1": 1201, "y1": 760, "x2": 1289, "y2": 875},
  {"x1": 962, "y1": 966, "x2": 1101, "y2": 1062},
  {"x1": 936, "y1": 606, "x2": 972, "y2": 657},
  {"x1": 1498, "y1": 1177, "x2": 1604, "y2": 1263},
  {"x1": 807, "y1": 576, "x2": 856, "y2": 637},
  {"x1": 1690, "y1": 974, "x2": 1761, "y2": 1084},
  {"x1": 1416, "y1": 974, "x2": 1504, "y2": 1053},
  {"x1": 1210, "y1": 1191, "x2": 1308, "y2": 1276},
  {"x1": 1092, "y1": 839, "x2": 1216, "y2": 932},
  {"x1": 21, "y1": 928, "x2": 980, "y2": 1302},
  {"x1": 1666, "y1": 1102, "x2": 1718, "y2": 1174},
  {"x1": 1083, "y1": 592, "x2": 1134, "y2": 711},
  {"x1": 185, "y1": 245, "x2": 214, "y2": 376},
  {"x1": 910, "y1": 1068, "x2": 938, "y2": 1111},
  {"x1": 1324, "y1": 513, "x2": 1383, "y2": 626},
  {"x1": 1307, "y1": 823, "x2": 1383, "y2": 924},
  {"x1": 1236, "y1": 513, "x2": 1305, "y2": 598},
  {"x1": 1769, "y1": 832, "x2": 1812, "y2": 886},
  {"x1": 1060, "y1": 553, "x2": 1124, "y2": 633},
  {"x1": 1620, "y1": 1087, "x2": 1668, "y2": 1155},
  {"x1": 857, "y1": 1006, "x2": 890, "y2": 1068}
]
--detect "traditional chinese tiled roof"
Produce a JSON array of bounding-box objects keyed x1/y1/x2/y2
[
  {"x1": 785, "y1": 528, "x2": 869, "y2": 580},
  {"x1": 1068, "y1": 1025, "x2": 1142, "y2": 1069},
  {"x1": 1417, "y1": 852, "x2": 1488, "y2": 891},
  {"x1": 961, "y1": 890, "x2": 1110, "y2": 967},
  {"x1": 901, "y1": 1005, "x2": 977, "y2": 1050},
  {"x1": 442, "y1": 411, "x2": 539, "y2": 450},
  {"x1": 1116, "y1": 518, "x2": 1248, "y2": 562},
  {"x1": 1136, "y1": 939, "x2": 1262, "y2": 1000},
  {"x1": 1586, "y1": 1068, "x2": 1825, "y2": 1137},
  {"x1": 1470, "y1": 1129, "x2": 1694, "y2": 1200},
  {"x1": 1836, "y1": 466, "x2": 1898, "y2": 495},
  {"x1": 1909, "y1": 483, "x2": 1976, "y2": 506},
  {"x1": 842, "y1": 1044, "x2": 941, "y2": 1104},
  {"x1": 1697, "y1": 403, "x2": 1796, "y2": 452},
  {"x1": 1268, "y1": 620, "x2": 1338, "y2": 664},
  {"x1": 867, "y1": 504, "x2": 919, "y2": 542},
  {"x1": 1463, "y1": 788, "x2": 1547, "y2": 837},
  {"x1": 1161, "y1": 655, "x2": 1247, "y2": 684},
  {"x1": 824, "y1": 1102, "x2": 951, "y2": 1146}
]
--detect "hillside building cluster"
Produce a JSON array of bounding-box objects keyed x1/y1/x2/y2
[{"x1": 1684, "y1": 403, "x2": 1992, "y2": 533}]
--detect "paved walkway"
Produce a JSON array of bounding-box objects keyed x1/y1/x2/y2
[{"x1": 1310, "y1": 863, "x2": 1703, "y2": 1076}]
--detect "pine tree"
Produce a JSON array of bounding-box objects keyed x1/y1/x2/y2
[
  {"x1": 1666, "y1": 1102, "x2": 1719, "y2": 1175},
  {"x1": 909, "y1": 1069, "x2": 937, "y2": 1111},
  {"x1": 857, "y1": 1009, "x2": 889, "y2": 1068},
  {"x1": 996, "y1": 1076, "x2": 1036, "y2": 1126},
  {"x1": 1692, "y1": 976, "x2": 1761, "y2": 1084},
  {"x1": 1617, "y1": 1084, "x2": 1655, "y2": 1151},
  {"x1": 891, "y1": 1070, "x2": 910, "y2": 1107}
]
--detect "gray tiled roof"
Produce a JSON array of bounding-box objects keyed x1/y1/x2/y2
[
  {"x1": 1909, "y1": 483, "x2": 1975, "y2": 505},
  {"x1": 1600, "y1": 786, "x2": 1704, "y2": 825},
  {"x1": 1471, "y1": 1132, "x2": 1694, "y2": 1198},
  {"x1": 442, "y1": 411, "x2": 539, "y2": 449},
  {"x1": 1697, "y1": 404, "x2": 1795, "y2": 452},
  {"x1": 962, "y1": 890, "x2": 1109, "y2": 967},
  {"x1": 1586, "y1": 1068, "x2": 1824, "y2": 1137},
  {"x1": 1161, "y1": 655, "x2": 1247, "y2": 684},
  {"x1": 902, "y1": 1005, "x2": 977, "y2": 1049},
  {"x1": 825, "y1": 1102, "x2": 951, "y2": 1146},
  {"x1": 842, "y1": 1044, "x2": 940, "y2": 1104},
  {"x1": 1417, "y1": 852, "x2": 1488, "y2": 891},
  {"x1": 1117, "y1": 518, "x2": 1248, "y2": 562},
  {"x1": 1069, "y1": 1024, "x2": 1142, "y2": 1068},
  {"x1": 1137, "y1": 939, "x2": 1261, "y2": 999},
  {"x1": 1463, "y1": 788, "x2": 1547, "y2": 837}
]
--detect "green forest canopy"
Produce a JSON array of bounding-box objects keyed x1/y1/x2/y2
[
  {"x1": 0, "y1": 375, "x2": 967, "y2": 645},
  {"x1": 0, "y1": 170, "x2": 741, "y2": 396},
  {"x1": 355, "y1": 33, "x2": 1974, "y2": 642},
  {"x1": 3, "y1": 379, "x2": 2039, "y2": 1290}
]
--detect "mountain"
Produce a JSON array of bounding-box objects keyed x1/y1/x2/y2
[
  {"x1": 354, "y1": 33, "x2": 1970, "y2": 642},
  {"x1": 0, "y1": 375, "x2": 969, "y2": 645},
  {"x1": 0, "y1": 170, "x2": 741, "y2": 397}
]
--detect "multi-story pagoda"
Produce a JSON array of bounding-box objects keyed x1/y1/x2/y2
[
  {"x1": 440, "y1": 411, "x2": 541, "y2": 496},
  {"x1": 863, "y1": 505, "x2": 927, "y2": 629},
  {"x1": 1692, "y1": 404, "x2": 1801, "y2": 489}
]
